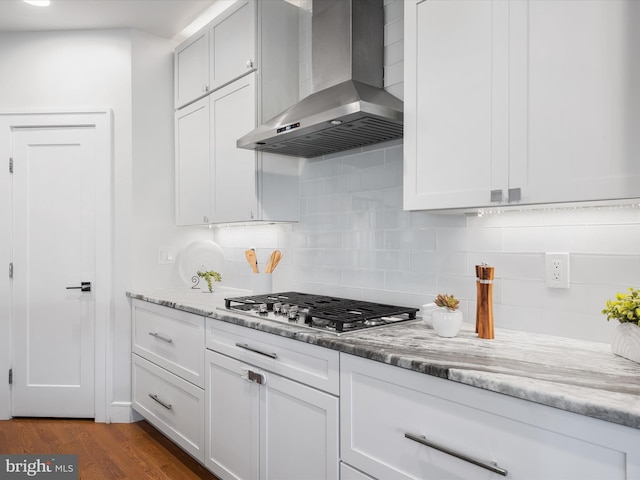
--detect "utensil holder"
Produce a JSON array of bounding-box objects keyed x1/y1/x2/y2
[
  {"x1": 476, "y1": 265, "x2": 495, "y2": 339},
  {"x1": 252, "y1": 273, "x2": 272, "y2": 295}
]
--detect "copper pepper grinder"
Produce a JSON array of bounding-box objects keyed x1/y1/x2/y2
[{"x1": 476, "y1": 264, "x2": 495, "y2": 339}]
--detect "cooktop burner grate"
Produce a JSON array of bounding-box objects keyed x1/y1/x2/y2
[{"x1": 224, "y1": 291, "x2": 418, "y2": 332}]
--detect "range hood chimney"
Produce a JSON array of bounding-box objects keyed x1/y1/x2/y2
[{"x1": 237, "y1": 0, "x2": 403, "y2": 158}]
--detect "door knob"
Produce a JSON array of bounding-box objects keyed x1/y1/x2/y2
[{"x1": 66, "y1": 282, "x2": 91, "y2": 292}]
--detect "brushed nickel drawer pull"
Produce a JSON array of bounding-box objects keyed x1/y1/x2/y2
[
  {"x1": 148, "y1": 393, "x2": 172, "y2": 410},
  {"x1": 404, "y1": 432, "x2": 508, "y2": 477},
  {"x1": 235, "y1": 342, "x2": 278, "y2": 359},
  {"x1": 148, "y1": 332, "x2": 173, "y2": 344}
]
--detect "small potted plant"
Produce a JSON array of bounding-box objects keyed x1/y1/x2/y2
[
  {"x1": 602, "y1": 287, "x2": 640, "y2": 363},
  {"x1": 431, "y1": 293, "x2": 463, "y2": 337},
  {"x1": 197, "y1": 270, "x2": 222, "y2": 293}
]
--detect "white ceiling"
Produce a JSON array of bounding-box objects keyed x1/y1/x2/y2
[{"x1": 0, "y1": 0, "x2": 222, "y2": 41}]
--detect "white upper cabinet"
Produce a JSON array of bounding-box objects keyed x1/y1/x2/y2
[
  {"x1": 404, "y1": 0, "x2": 640, "y2": 212},
  {"x1": 210, "y1": 0, "x2": 256, "y2": 92},
  {"x1": 210, "y1": 73, "x2": 258, "y2": 223},
  {"x1": 174, "y1": 0, "x2": 300, "y2": 226},
  {"x1": 175, "y1": 97, "x2": 211, "y2": 225},
  {"x1": 174, "y1": 0, "x2": 256, "y2": 110},
  {"x1": 404, "y1": 0, "x2": 508, "y2": 211},
  {"x1": 175, "y1": 30, "x2": 211, "y2": 109},
  {"x1": 509, "y1": 0, "x2": 640, "y2": 205}
]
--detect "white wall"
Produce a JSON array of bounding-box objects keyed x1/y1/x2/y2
[{"x1": 130, "y1": 31, "x2": 212, "y2": 292}]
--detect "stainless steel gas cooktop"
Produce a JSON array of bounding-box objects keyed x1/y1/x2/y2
[{"x1": 221, "y1": 291, "x2": 419, "y2": 335}]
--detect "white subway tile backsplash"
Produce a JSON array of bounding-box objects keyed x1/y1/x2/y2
[
  {"x1": 375, "y1": 249, "x2": 411, "y2": 270},
  {"x1": 343, "y1": 268, "x2": 386, "y2": 290},
  {"x1": 571, "y1": 254, "x2": 640, "y2": 286},
  {"x1": 384, "y1": 18, "x2": 403, "y2": 46},
  {"x1": 384, "y1": 61, "x2": 404, "y2": 88},
  {"x1": 385, "y1": 83, "x2": 403, "y2": 100},
  {"x1": 437, "y1": 251, "x2": 468, "y2": 275},
  {"x1": 502, "y1": 225, "x2": 589, "y2": 252},
  {"x1": 436, "y1": 228, "x2": 469, "y2": 252},
  {"x1": 375, "y1": 209, "x2": 410, "y2": 230},
  {"x1": 384, "y1": 0, "x2": 404, "y2": 25},
  {"x1": 385, "y1": 269, "x2": 437, "y2": 294},
  {"x1": 410, "y1": 250, "x2": 438, "y2": 273},
  {"x1": 384, "y1": 229, "x2": 437, "y2": 251},
  {"x1": 586, "y1": 224, "x2": 640, "y2": 254},
  {"x1": 384, "y1": 40, "x2": 404, "y2": 67}
]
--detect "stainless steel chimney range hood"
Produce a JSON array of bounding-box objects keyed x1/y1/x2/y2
[{"x1": 237, "y1": 0, "x2": 403, "y2": 158}]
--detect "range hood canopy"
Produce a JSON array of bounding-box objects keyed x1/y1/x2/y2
[{"x1": 237, "y1": 0, "x2": 403, "y2": 158}]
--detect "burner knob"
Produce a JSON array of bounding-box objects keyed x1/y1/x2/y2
[
  {"x1": 298, "y1": 308, "x2": 310, "y2": 323},
  {"x1": 258, "y1": 303, "x2": 268, "y2": 314},
  {"x1": 273, "y1": 302, "x2": 283, "y2": 314},
  {"x1": 288, "y1": 306, "x2": 299, "y2": 321}
]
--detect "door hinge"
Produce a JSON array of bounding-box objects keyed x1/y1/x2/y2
[
  {"x1": 9, "y1": 157, "x2": 13, "y2": 173},
  {"x1": 8, "y1": 369, "x2": 12, "y2": 385},
  {"x1": 9, "y1": 263, "x2": 13, "y2": 278}
]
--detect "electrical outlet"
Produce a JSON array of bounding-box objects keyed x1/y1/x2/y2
[{"x1": 545, "y1": 252, "x2": 570, "y2": 289}]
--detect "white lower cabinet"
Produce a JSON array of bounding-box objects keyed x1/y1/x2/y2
[
  {"x1": 131, "y1": 300, "x2": 206, "y2": 463},
  {"x1": 205, "y1": 320, "x2": 339, "y2": 480},
  {"x1": 340, "y1": 463, "x2": 375, "y2": 480},
  {"x1": 340, "y1": 353, "x2": 638, "y2": 480}
]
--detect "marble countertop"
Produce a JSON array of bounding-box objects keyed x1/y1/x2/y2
[{"x1": 128, "y1": 289, "x2": 640, "y2": 430}]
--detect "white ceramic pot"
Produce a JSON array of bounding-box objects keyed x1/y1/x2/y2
[
  {"x1": 611, "y1": 322, "x2": 640, "y2": 364},
  {"x1": 431, "y1": 308, "x2": 463, "y2": 338}
]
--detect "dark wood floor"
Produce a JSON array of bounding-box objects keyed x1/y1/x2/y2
[{"x1": 0, "y1": 418, "x2": 219, "y2": 480}]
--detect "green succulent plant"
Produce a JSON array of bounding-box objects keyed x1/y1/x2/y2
[
  {"x1": 434, "y1": 293, "x2": 460, "y2": 311},
  {"x1": 602, "y1": 287, "x2": 640, "y2": 325},
  {"x1": 197, "y1": 270, "x2": 222, "y2": 293}
]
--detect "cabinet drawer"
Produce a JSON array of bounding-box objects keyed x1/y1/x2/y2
[
  {"x1": 341, "y1": 354, "x2": 628, "y2": 480},
  {"x1": 341, "y1": 463, "x2": 375, "y2": 480},
  {"x1": 132, "y1": 354, "x2": 205, "y2": 463},
  {"x1": 206, "y1": 318, "x2": 339, "y2": 395},
  {"x1": 132, "y1": 300, "x2": 205, "y2": 387}
]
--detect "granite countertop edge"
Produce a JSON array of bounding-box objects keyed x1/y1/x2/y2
[{"x1": 127, "y1": 290, "x2": 640, "y2": 430}]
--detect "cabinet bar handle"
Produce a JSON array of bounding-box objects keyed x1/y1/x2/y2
[
  {"x1": 148, "y1": 393, "x2": 172, "y2": 410},
  {"x1": 404, "y1": 432, "x2": 508, "y2": 477},
  {"x1": 148, "y1": 332, "x2": 173, "y2": 344},
  {"x1": 235, "y1": 342, "x2": 278, "y2": 359}
]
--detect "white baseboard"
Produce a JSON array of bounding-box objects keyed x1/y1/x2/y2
[{"x1": 108, "y1": 401, "x2": 137, "y2": 423}]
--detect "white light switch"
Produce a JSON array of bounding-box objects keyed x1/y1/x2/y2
[{"x1": 158, "y1": 247, "x2": 175, "y2": 264}]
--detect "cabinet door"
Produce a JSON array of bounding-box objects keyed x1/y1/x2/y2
[
  {"x1": 211, "y1": 73, "x2": 258, "y2": 223},
  {"x1": 175, "y1": 97, "x2": 211, "y2": 226},
  {"x1": 132, "y1": 354, "x2": 205, "y2": 463},
  {"x1": 211, "y1": 0, "x2": 256, "y2": 92},
  {"x1": 341, "y1": 354, "x2": 628, "y2": 480},
  {"x1": 175, "y1": 29, "x2": 210, "y2": 108},
  {"x1": 205, "y1": 350, "x2": 259, "y2": 480},
  {"x1": 403, "y1": 0, "x2": 509, "y2": 211},
  {"x1": 509, "y1": 0, "x2": 640, "y2": 205},
  {"x1": 261, "y1": 373, "x2": 339, "y2": 480}
]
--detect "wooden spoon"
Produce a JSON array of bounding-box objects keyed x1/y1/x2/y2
[
  {"x1": 245, "y1": 249, "x2": 259, "y2": 273},
  {"x1": 266, "y1": 250, "x2": 282, "y2": 273}
]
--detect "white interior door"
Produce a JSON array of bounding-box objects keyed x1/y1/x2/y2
[{"x1": 11, "y1": 126, "x2": 96, "y2": 418}]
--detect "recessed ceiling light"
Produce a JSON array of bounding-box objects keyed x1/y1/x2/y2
[{"x1": 23, "y1": 0, "x2": 51, "y2": 6}]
